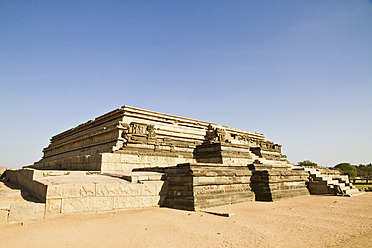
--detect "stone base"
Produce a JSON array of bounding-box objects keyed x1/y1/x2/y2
[
  {"x1": 2, "y1": 164, "x2": 312, "y2": 222},
  {"x1": 162, "y1": 163, "x2": 255, "y2": 211},
  {"x1": 250, "y1": 170, "x2": 310, "y2": 201},
  {"x1": 3, "y1": 169, "x2": 167, "y2": 221}
]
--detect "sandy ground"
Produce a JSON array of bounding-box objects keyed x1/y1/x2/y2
[{"x1": 1, "y1": 192, "x2": 371, "y2": 248}]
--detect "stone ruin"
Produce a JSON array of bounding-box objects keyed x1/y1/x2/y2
[
  {"x1": 30, "y1": 105, "x2": 288, "y2": 172},
  {"x1": 1, "y1": 106, "x2": 361, "y2": 222}
]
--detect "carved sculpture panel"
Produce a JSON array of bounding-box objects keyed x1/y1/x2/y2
[
  {"x1": 204, "y1": 125, "x2": 231, "y2": 142},
  {"x1": 121, "y1": 122, "x2": 158, "y2": 146}
]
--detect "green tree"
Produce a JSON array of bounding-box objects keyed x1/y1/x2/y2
[
  {"x1": 297, "y1": 160, "x2": 318, "y2": 167},
  {"x1": 334, "y1": 163, "x2": 357, "y2": 177},
  {"x1": 356, "y1": 163, "x2": 372, "y2": 179}
]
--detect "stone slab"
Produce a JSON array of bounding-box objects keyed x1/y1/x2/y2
[
  {"x1": 45, "y1": 198, "x2": 62, "y2": 215},
  {"x1": 8, "y1": 202, "x2": 45, "y2": 222},
  {"x1": 94, "y1": 197, "x2": 114, "y2": 211},
  {"x1": 0, "y1": 209, "x2": 9, "y2": 222},
  {"x1": 47, "y1": 183, "x2": 96, "y2": 199},
  {"x1": 61, "y1": 197, "x2": 95, "y2": 213},
  {"x1": 114, "y1": 196, "x2": 140, "y2": 209}
]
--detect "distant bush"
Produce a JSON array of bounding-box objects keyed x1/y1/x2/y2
[
  {"x1": 356, "y1": 163, "x2": 372, "y2": 179},
  {"x1": 297, "y1": 160, "x2": 318, "y2": 167},
  {"x1": 334, "y1": 163, "x2": 357, "y2": 177}
]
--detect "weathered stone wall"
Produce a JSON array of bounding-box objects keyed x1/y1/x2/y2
[
  {"x1": 3, "y1": 169, "x2": 168, "y2": 219},
  {"x1": 32, "y1": 154, "x2": 103, "y2": 171},
  {"x1": 41, "y1": 176, "x2": 167, "y2": 218},
  {"x1": 100, "y1": 152, "x2": 195, "y2": 172}
]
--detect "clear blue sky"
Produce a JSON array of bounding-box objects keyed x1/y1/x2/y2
[{"x1": 1, "y1": 1, "x2": 371, "y2": 168}]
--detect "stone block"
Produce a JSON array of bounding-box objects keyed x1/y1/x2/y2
[
  {"x1": 61, "y1": 197, "x2": 95, "y2": 213},
  {"x1": 94, "y1": 197, "x2": 114, "y2": 211},
  {"x1": 141, "y1": 182, "x2": 159, "y2": 196},
  {"x1": 45, "y1": 198, "x2": 62, "y2": 215},
  {"x1": 141, "y1": 196, "x2": 161, "y2": 207},
  {"x1": 194, "y1": 176, "x2": 216, "y2": 184},
  {"x1": 0, "y1": 210, "x2": 9, "y2": 223},
  {"x1": 47, "y1": 183, "x2": 96, "y2": 199},
  {"x1": 96, "y1": 183, "x2": 122, "y2": 197},
  {"x1": 96, "y1": 182, "x2": 140, "y2": 197},
  {"x1": 101, "y1": 153, "x2": 122, "y2": 163},
  {"x1": 8, "y1": 202, "x2": 45, "y2": 222},
  {"x1": 114, "y1": 196, "x2": 140, "y2": 209},
  {"x1": 46, "y1": 185, "x2": 63, "y2": 198},
  {"x1": 32, "y1": 170, "x2": 46, "y2": 179},
  {"x1": 150, "y1": 181, "x2": 165, "y2": 192},
  {"x1": 127, "y1": 183, "x2": 142, "y2": 195}
]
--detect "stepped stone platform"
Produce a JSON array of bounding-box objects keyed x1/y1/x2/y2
[
  {"x1": 27, "y1": 105, "x2": 284, "y2": 172},
  {"x1": 3, "y1": 106, "x2": 359, "y2": 222},
  {"x1": 162, "y1": 163, "x2": 255, "y2": 211}
]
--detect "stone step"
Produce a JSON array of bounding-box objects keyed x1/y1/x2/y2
[
  {"x1": 103, "y1": 171, "x2": 166, "y2": 182},
  {"x1": 311, "y1": 175, "x2": 327, "y2": 180},
  {"x1": 343, "y1": 188, "x2": 362, "y2": 196},
  {"x1": 332, "y1": 182, "x2": 346, "y2": 188},
  {"x1": 331, "y1": 185, "x2": 354, "y2": 192},
  {"x1": 307, "y1": 184, "x2": 334, "y2": 195},
  {"x1": 326, "y1": 180, "x2": 340, "y2": 185},
  {"x1": 309, "y1": 171, "x2": 321, "y2": 176},
  {"x1": 0, "y1": 181, "x2": 45, "y2": 223},
  {"x1": 312, "y1": 177, "x2": 339, "y2": 184}
]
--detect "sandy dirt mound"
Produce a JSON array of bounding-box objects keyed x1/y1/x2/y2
[{"x1": 1, "y1": 193, "x2": 371, "y2": 248}]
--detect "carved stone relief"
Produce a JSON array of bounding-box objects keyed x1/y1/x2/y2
[{"x1": 204, "y1": 125, "x2": 231, "y2": 142}]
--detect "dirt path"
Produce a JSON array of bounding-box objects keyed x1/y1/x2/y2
[{"x1": 1, "y1": 193, "x2": 371, "y2": 248}]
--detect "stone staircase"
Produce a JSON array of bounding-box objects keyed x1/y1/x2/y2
[
  {"x1": 247, "y1": 146, "x2": 291, "y2": 170},
  {"x1": 247, "y1": 149, "x2": 291, "y2": 171},
  {"x1": 293, "y1": 167, "x2": 363, "y2": 197}
]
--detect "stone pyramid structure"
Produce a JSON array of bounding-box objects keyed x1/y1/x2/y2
[
  {"x1": 29, "y1": 105, "x2": 290, "y2": 172},
  {"x1": 1, "y1": 106, "x2": 359, "y2": 222}
]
